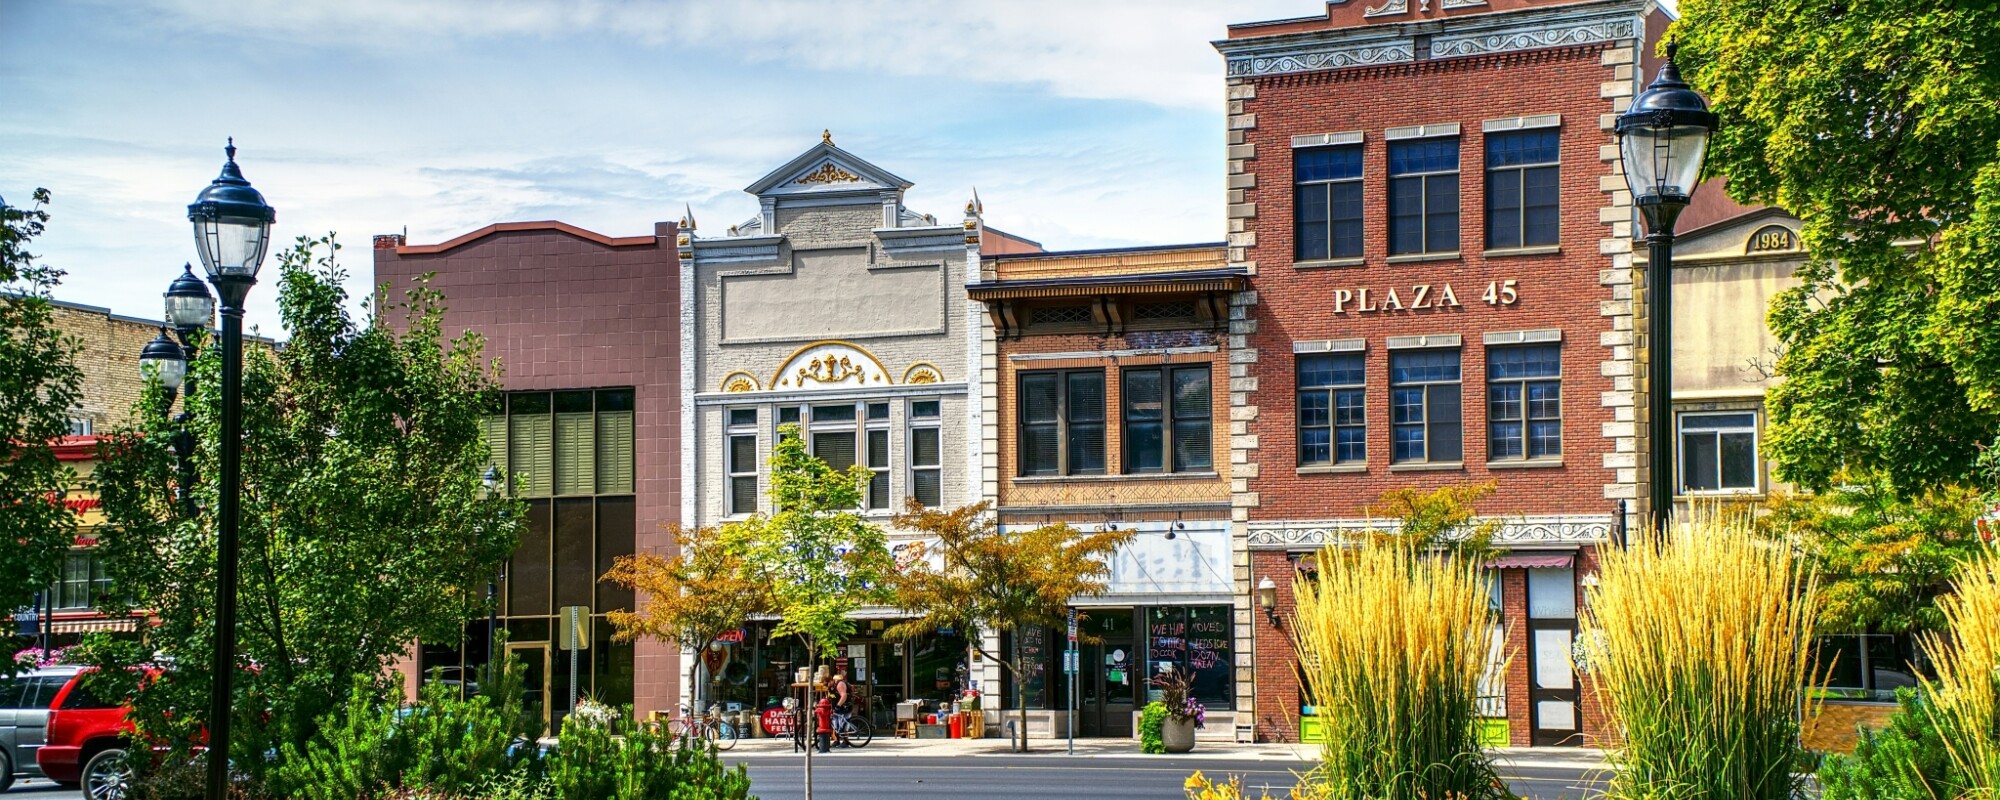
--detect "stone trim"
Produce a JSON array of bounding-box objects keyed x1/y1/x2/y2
[
  {"x1": 1594, "y1": 33, "x2": 1643, "y2": 530},
  {"x1": 1246, "y1": 515, "x2": 1615, "y2": 550},
  {"x1": 1432, "y1": 17, "x2": 1638, "y2": 59},
  {"x1": 1482, "y1": 328, "x2": 1563, "y2": 345},
  {"x1": 1482, "y1": 114, "x2": 1563, "y2": 132},
  {"x1": 1293, "y1": 338, "x2": 1365, "y2": 354},
  {"x1": 1291, "y1": 130, "x2": 1365, "y2": 149},
  {"x1": 1385, "y1": 333, "x2": 1463, "y2": 350},
  {"x1": 1385, "y1": 122, "x2": 1462, "y2": 141},
  {"x1": 1223, "y1": 75, "x2": 1261, "y2": 733}
]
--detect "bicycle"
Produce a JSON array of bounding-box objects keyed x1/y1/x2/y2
[
  {"x1": 667, "y1": 704, "x2": 739, "y2": 751},
  {"x1": 830, "y1": 709, "x2": 872, "y2": 749}
]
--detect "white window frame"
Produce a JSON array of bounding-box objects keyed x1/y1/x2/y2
[
  {"x1": 1677, "y1": 410, "x2": 1760, "y2": 495},
  {"x1": 725, "y1": 407, "x2": 759, "y2": 516},
  {"x1": 864, "y1": 402, "x2": 891, "y2": 511},
  {"x1": 908, "y1": 399, "x2": 942, "y2": 508}
]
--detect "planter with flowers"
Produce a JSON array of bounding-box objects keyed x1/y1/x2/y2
[{"x1": 1144, "y1": 667, "x2": 1203, "y2": 754}]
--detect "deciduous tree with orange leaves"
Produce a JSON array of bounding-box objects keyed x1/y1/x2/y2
[
  {"x1": 887, "y1": 501, "x2": 1133, "y2": 753},
  {"x1": 602, "y1": 523, "x2": 772, "y2": 705}
]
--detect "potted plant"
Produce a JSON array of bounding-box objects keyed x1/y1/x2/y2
[{"x1": 1150, "y1": 667, "x2": 1204, "y2": 753}]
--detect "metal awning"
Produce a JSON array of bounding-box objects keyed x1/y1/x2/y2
[
  {"x1": 49, "y1": 617, "x2": 141, "y2": 634},
  {"x1": 1483, "y1": 553, "x2": 1575, "y2": 570}
]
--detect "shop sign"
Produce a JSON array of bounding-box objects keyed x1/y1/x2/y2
[
  {"x1": 1331, "y1": 281, "x2": 1519, "y2": 314},
  {"x1": 713, "y1": 627, "x2": 745, "y2": 645}
]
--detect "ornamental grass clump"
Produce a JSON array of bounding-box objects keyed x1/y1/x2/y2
[
  {"x1": 1291, "y1": 540, "x2": 1503, "y2": 800},
  {"x1": 1921, "y1": 549, "x2": 2000, "y2": 797},
  {"x1": 1584, "y1": 512, "x2": 1817, "y2": 800}
]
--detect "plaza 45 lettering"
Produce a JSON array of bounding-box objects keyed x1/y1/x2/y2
[{"x1": 1332, "y1": 281, "x2": 1519, "y2": 314}]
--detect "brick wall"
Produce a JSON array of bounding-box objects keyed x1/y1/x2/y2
[
  {"x1": 373, "y1": 222, "x2": 683, "y2": 719},
  {"x1": 56, "y1": 302, "x2": 181, "y2": 432}
]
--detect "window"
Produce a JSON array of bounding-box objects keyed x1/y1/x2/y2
[
  {"x1": 909, "y1": 400, "x2": 942, "y2": 507},
  {"x1": 1388, "y1": 138, "x2": 1461, "y2": 255},
  {"x1": 67, "y1": 417, "x2": 93, "y2": 436},
  {"x1": 1298, "y1": 353, "x2": 1366, "y2": 466},
  {"x1": 776, "y1": 406, "x2": 801, "y2": 440},
  {"x1": 1028, "y1": 304, "x2": 1094, "y2": 327},
  {"x1": 1487, "y1": 345, "x2": 1562, "y2": 461},
  {"x1": 1124, "y1": 366, "x2": 1212, "y2": 473},
  {"x1": 1017, "y1": 370, "x2": 1105, "y2": 476},
  {"x1": 482, "y1": 389, "x2": 635, "y2": 497},
  {"x1": 1485, "y1": 129, "x2": 1561, "y2": 249},
  {"x1": 1294, "y1": 145, "x2": 1364, "y2": 261},
  {"x1": 865, "y1": 409, "x2": 890, "y2": 511},
  {"x1": 726, "y1": 409, "x2": 758, "y2": 515},
  {"x1": 1811, "y1": 634, "x2": 1924, "y2": 701},
  {"x1": 53, "y1": 550, "x2": 110, "y2": 610},
  {"x1": 1390, "y1": 350, "x2": 1463, "y2": 463},
  {"x1": 1679, "y1": 411, "x2": 1757, "y2": 493},
  {"x1": 810, "y1": 404, "x2": 857, "y2": 471}
]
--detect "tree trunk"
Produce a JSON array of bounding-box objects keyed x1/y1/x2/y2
[{"x1": 1014, "y1": 658, "x2": 1029, "y2": 753}]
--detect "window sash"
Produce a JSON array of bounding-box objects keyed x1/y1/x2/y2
[
  {"x1": 1123, "y1": 366, "x2": 1212, "y2": 474},
  {"x1": 910, "y1": 426, "x2": 941, "y2": 507},
  {"x1": 1486, "y1": 164, "x2": 1560, "y2": 249},
  {"x1": 1389, "y1": 351, "x2": 1463, "y2": 463},
  {"x1": 1018, "y1": 370, "x2": 1105, "y2": 476},
  {"x1": 1679, "y1": 414, "x2": 1759, "y2": 493},
  {"x1": 1295, "y1": 180, "x2": 1364, "y2": 261},
  {"x1": 1388, "y1": 138, "x2": 1462, "y2": 255},
  {"x1": 727, "y1": 433, "x2": 758, "y2": 515}
]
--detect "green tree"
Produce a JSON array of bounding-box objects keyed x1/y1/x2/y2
[
  {"x1": 0, "y1": 189, "x2": 83, "y2": 666},
  {"x1": 885, "y1": 501, "x2": 1133, "y2": 753},
  {"x1": 1757, "y1": 473, "x2": 1987, "y2": 634},
  {"x1": 719, "y1": 423, "x2": 891, "y2": 799},
  {"x1": 89, "y1": 234, "x2": 521, "y2": 789},
  {"x1": 1366, "y1": 481, "x2": 1500, "y2": 555},
  {"x1": 1673, "y1": 2, "x2": 2000, "y2": 494},
  {"x1": 602, "y1": 523, "x2": 773, "y2": 706}
]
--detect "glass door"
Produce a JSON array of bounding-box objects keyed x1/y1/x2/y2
[
  {"x1": 1526, "y1": 568, "x2": 1580, "y2": 746},
  {"x1": 1079, "y1": 609, "x2": 1135, "y2": 737},
  {"x1": 506, "y1": 641, "x2": 552, "y2": 732}
]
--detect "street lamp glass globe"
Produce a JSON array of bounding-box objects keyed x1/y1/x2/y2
[
  {"x1": 164, "y1": 263, "x2": 216, "y2": 329},
  {"x1": 1615, "y1": 43, "x2": 1718, "y2": 215},
  {"x1": 187, "y1": 139, "x2": 276, "y2": 281},
  {"x1": 140, "y1": 329, "x2": 187, "y2": 390}
]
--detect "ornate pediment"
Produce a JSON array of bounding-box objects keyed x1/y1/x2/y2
[
  {"x1": 770, "y1": 341, "x2": 893, "y2": 389},
  {"x1": 744, "y1": 140, "x2": 913, "y2": 199},
  {"x1": 1246, "y1": 515, "x2": 1614, "y2": 550}
]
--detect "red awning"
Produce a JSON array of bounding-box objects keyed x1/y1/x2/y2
[{"x1": 1483, "y1": 553, "x2": 1575, "y2": 570}]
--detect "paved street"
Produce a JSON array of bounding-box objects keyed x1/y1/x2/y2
[
  {"x1": 723, "y1": 750, "x2": 1610, "y2": 800},
  {"x1": 4, "y1": 748, "x2": 1608, "y2": 799}
]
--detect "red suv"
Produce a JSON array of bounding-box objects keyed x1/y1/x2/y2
[{"x1": 38, "y1": 669, "x2": 136, "y2": 799}]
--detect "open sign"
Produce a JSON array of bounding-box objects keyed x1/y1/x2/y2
[{"x1": 714, "y1": 628, "x2": 746, "y2": 645}]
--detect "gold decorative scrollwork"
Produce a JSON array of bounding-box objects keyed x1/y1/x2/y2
[
  {"x1": 722, "y1": 372, "x2": 760, "y2": 393},
  {"x1": 797, "y1": 354, "x2": 864, "y2": 385},
  {"x1": 796, "y1": 162, "x2": 859, "y2": 185},
  {"x1": 903, "y1": 363, "x2": 942, "y2": 385}
]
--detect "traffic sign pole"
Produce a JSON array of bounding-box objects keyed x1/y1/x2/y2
[{"x1": 1067, "y1": 608, "x2": 1077, "y2": 756}]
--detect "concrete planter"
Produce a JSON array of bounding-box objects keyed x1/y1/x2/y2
[{"x1": 1162, "y1": 718, "x2": 1197, "y2": 753}]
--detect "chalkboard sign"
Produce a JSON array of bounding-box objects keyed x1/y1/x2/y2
[
  {"x1": 1145, "y1": 606, "x2": 1232, "y2": 708},
  {"x1": 1013, "y1": 626, "x2": 1048, "y2": 708}
]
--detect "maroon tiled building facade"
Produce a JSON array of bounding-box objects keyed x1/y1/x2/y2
[
  {"x1": 1219, "y1": 0, "x2": 1662, "y2": 746},
  {"x1": 374, "y1": 221, "x2": 683, "y2": 721}
]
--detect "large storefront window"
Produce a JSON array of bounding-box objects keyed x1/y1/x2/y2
[
  {"x1": 1811, "y1": 634, "x2": 1924, "y2": 701},
  {"x1": 707, "y1": 622, "x2": 970, "y2": 730},
  {"x1": 1144, "y1": 606, "x2": 1232, "y2": 709}
]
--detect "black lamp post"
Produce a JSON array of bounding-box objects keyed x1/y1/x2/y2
[
  {"x1": 161, "y1": 265, "x2": 215, "y2": 516},
  {"x1": 1616, "y1": 42, "x2": 1717, "y2": 534},
  {"x1": 482, "y1": 466, "x2": 503, "y2": 673},
  {"x1": 187, "y1": 138, "x2": 275, "y2": 800}
]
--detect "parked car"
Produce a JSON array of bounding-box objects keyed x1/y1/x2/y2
[
  {"x1": 37, "y1": 668, "x2": 137, "y2": 799},
  {"x1": 1, "y1": 666, "x2": 83, "y2": 790}
]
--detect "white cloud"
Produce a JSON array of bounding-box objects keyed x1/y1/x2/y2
[{"x1": 126, "y1": 0, "x2": 1311, "y2": 110}]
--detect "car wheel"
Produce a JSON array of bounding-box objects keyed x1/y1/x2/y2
[
  {"x1": 82, "y1": 748, "x2": 132, "y2": 800},
  {"x1": 0, "y1": 749, "x2": 14, "y2": 791}
]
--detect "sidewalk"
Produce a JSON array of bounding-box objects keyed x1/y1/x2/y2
[{"x1": 720, "y1": 735, "x2": 1609, "y2": 768}]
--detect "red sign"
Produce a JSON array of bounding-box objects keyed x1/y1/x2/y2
[{"x1": 714, "y1": 628, "x2": 745, "y2": 645}]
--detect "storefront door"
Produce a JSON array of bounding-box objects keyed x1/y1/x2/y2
[
  {"x1": 507, "y1": 640, "x2": 552, "y2": 730},
  {"x1": 1077, "y1": 609, "x2": 1136, "y2": 737},
  {"x1": 1526, "y1": 568, "x2": 1581, "y2": 746}
]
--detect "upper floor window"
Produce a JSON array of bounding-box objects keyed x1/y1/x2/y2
[
  {"x1": 482, "y1": 388, "x2": 634, "y2": 497},
  {"x1": 726, "y1": 408, "x2": 758, "y2": 515},
  {"x1": 810, "y1": 403, "x2": 859, "y2": 473},
  {"x1": 865, "y1": 403, "x2": 891, "y2": 510},
  {"x1": 1485, "y1": 129, "x2": 1561, "y2": 250},
  {"x1": 1388, "y1": 138, "x2": 1461, "y2": 255},
  {"x1": 1299, "y1": 353, "x2": 1365, "y2": 466},
  {"x1": 1486, "y1": 344, "x2": 1562, "y2": 461},
  {"x1": 1018, "y1": 370, "x2": 1105, "y2": 477},
  {"x1": 1680, "y1": 411, "x2": 1758, "y2": 494},
  {"x1": 1294, "y1": 145, "x2": 1364, "y2": 261},
  {"x1": 1390, "y1": 350, "x2": 1462, "y2": 464},
  {"x1": 909, "y1": 400, "x2": 942, "y2": 507},
  {"x1": 1123, "y1": 365, "x2": 1213, "y2": 474}
]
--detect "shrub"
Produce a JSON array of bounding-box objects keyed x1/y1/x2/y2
[
  {"x1": 1819, "y1": 688, "x2": 1971, "y2": 800},
  {"x1": 1140, "y1": 702, "x2": 1167, "y2": 755},
  {"x1": 1291, "y1": 540, "x2": 1502, "y2": 800},
  {"x1": 1584, "y1": 512, "x2": 1818, "y2": 800},
  {"x1": 547, "y1": 711, "x2": 754, "y2": 800},
  {"x1": 1919, "y1": 549, "x2": 2000, "y2": 795}
]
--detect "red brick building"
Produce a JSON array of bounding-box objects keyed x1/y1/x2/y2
[
  {"x1": 1216, "y1": 0, "x2": 1667, "y2": 746},
  {"x1": 373, "y1": 221, "x2": 682, "y2": 726}
]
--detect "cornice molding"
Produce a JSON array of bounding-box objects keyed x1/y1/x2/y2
[
  {"x1": 1431, "y1": 17, "x2": 1638, "y2": 58},
  {"x1": 1217, "y1": 0, "x2": 1643, "y2": 79},
  {"x1": 1245, "y1": 514, "x2": 1614, "y2": 550}
]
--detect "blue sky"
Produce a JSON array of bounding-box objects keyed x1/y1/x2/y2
[{"x1": 1, "y1": 0, "x2": 1311, "y2": 333}]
